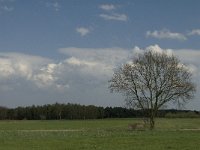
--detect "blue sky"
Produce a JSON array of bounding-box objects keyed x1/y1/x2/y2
[{"x1": 1, "y1": 0, "x2": 200, "y2": 110}]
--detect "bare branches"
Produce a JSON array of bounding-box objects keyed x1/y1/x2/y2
[{"x1": 109, "y1": 50, "x2": 196, "y2": 129}]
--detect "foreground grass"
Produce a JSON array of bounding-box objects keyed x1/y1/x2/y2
[{"x1": 0, "y1": 118, "x2": 200, "y2": 150}]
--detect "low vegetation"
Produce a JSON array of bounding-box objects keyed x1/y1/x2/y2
[{"x1": 0, "y1": 118, "x2": 200, "y2": 150}]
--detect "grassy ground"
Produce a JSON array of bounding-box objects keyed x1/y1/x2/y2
[{"x1": 0, "y1": 118, "x2": 200, "y2": 150}]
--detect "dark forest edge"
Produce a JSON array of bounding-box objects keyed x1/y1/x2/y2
[{"x1": 0, "y1": 103, "x2": 200, "y2": 120}]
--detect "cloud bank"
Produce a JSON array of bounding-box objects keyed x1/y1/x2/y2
[{"x1": 0, "y1": 45, "x2": 200, "y2": 110}]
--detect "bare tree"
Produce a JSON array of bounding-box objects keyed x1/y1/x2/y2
[{"x1": 109, "y1": 50, "x2": 196, "y2": 129}]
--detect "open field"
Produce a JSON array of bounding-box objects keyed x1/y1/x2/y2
[{"x1": 0, "y1": 118, "x2": 200, "y2": 150}]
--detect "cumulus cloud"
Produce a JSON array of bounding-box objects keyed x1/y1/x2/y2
[
  {"x1": 0, "y1": 47, "x2": 129, "y2": 93},
  {"x1": 33, "y1": 63, "x2": 58, "y2": 88},
  {"x1": 2, "y1": 46, "x2": 197, "y2": 91},
  {"x1": 146, "y1": 29, "x2": 187, "y2": 41},
  {"x1": 1, "y1": 46, "x2": 200, "y2": 109},
  {"x1": 0, "y1": 52, "x2": 54, "y2": 88},
  {"x1": 145, "y1": 44, "x2": 173, "y2": 55},
  {"x1": 59, "y1": 47, "x2": 130, "y2": 65},
  {"x1": 76, "y1": 27, "x2": 90, "y2": 36},
  {"x1": 58, "y1": 47, "x2": 132, "y2": 82},
  {"x1": 99, "y1": 4, "x2": 116, "y2": 11},
  {"x1": 0, "y1": 52, "x2": 50, "y2": 76},
  {"x1": 188, "y1": 29, "x2": 200, "y2": 36},
  {"x1": 100, "y1": 13, "x2": 128, "y2": 21}
]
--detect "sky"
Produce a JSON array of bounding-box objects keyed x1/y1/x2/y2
[{"x1": 1, "y1": 0, "x2": 200, "y2": 110}]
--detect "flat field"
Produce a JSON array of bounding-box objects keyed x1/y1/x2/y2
[{"x1": 0, "y1": 118, "x2": 200, "y2": 150}]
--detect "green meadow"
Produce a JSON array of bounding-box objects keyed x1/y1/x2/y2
[{"x1": 0, "y1": 118, "x2": 200, "y2": 150}]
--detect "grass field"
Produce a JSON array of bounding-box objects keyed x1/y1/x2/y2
[{"x1": 0, "y1": 118, "x2": 200, "y2": 150}]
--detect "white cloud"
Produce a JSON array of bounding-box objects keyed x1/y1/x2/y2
[
  {"x1": 46, "y1": 2, "x2": 60, "y2": 11},
  {"x1": 0, "y1": 52, "x2": 53, "y2": 87},
  {"x1": 146, "y1": 29, "x2": 187, "y2": 41},
  {"x1": 59, "y1": 47, "x2": 129, "y2": 65},
  {"x1": 59, "y1": 47, "x2": 131, "y2": 80},
  {"x1": 76, "y1": 27, "x2": 90, "y2": 36},
  {"x1": 33, "y1": 63, "x2": 57, "y2": 86},
  {"x1": 99, "y1": 4, "x2": 127, "y2": 22},
  {"x1": 0, "y1": 49, "x2": 120, "y2": 91},
  {"x1": 145, "y1": 44, "x2": 173, "y2": 55},
  {"x1": 58, "y1": 46, "x2": 200, "y2": 110},
  {"x1": 1, "y1": 46, "x2": 200, "y2": 109},
  {"x1": 0, "y1": 58, "x2": 15, "y2": 78},
  {"x1": 188, "y1": 29, "x2": 200, "y2": 36},
  {"x1": 173, "y1": 49, "x2": 200, "y2": 69},
  {"x1": 131, "y1": 45, "x2": 200, "y2": 77},
  {"x1": 99, "y1": 4, "x2": 116, "y2": 11},
  {"x1": 0, "y1": 50, "x2": 114, "y2": 91},
  {"x1": 66, "y1": 57, "x2": 97, "y2": 67},
  {"x1": 100, "y1": 13, "x2": 128, "y2": 21}
]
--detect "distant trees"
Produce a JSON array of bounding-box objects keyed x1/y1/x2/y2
[
  {"x1": 0, "y1": 103, "x2": 199, "y2": 120},
  {"x1": 0, "y1": 103, "x2": 105, "y2": 120},
  {"x1": 165, "y1": 111, "x2": 200, "y2": 118},
  {"x1": 0, "y1": 106, "x2": 8, "y2": 119},
  {"x1": 109, "y1": 50, "x2": 196, "y2": 129}
]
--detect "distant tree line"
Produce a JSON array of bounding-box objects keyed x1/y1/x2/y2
[{"x1": 0, "y1": 103, "x2": 199, "y2": 120}]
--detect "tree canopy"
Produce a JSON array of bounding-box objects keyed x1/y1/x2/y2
[{"x1": 109, "y1": 50, "x2": 196, "y2": 129}]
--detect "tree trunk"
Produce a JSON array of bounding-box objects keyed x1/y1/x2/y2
[{"x1": 150, "y1": 114, "x2": 155, "y2": 130}]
